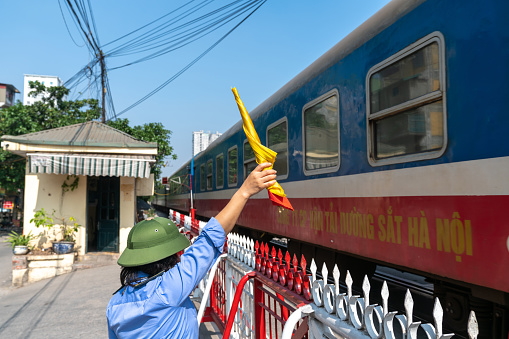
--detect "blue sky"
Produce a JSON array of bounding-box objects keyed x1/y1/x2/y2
[{"x1": 1, "y1": 0, "x2": 391, "y2": 177}]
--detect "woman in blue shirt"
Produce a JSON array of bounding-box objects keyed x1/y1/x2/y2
[{"x1": 107, "y1": 163, "x2": 277, "y2": 338}]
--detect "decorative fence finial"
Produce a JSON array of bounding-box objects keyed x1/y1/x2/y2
[{"x1": 223, "y1": 233, "x2": 475, "y2": 339}]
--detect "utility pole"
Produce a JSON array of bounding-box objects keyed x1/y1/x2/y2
[{"x1": 99, "y1": 50, "x2": 106, "y2": 123}]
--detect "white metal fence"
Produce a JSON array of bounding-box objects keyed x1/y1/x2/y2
[{"x1": 169, "y1": 209, "x2": 480, "y2": 339}]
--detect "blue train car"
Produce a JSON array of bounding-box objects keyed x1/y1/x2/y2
[{"x1": 155, "y1": 0, "x2": 509, "y2": 337}]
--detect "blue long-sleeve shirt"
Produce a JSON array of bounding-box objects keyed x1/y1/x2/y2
[{"x1": 106, "y1": 218, "x2": 225, "y2": 339}]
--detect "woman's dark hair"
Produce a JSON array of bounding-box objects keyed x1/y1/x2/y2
[{"x1": 120, "y1": 253, "x2": 180, "y2": 287}]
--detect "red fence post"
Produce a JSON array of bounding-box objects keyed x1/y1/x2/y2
[
  {"x1": 254, "y1": 277, "x2": 266, "y2": 339},
  {"x1": 222, "y1": 271, "x2": 256, "y2": 339}
]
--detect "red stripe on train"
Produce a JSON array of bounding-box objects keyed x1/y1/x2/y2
[{"x1": 191, "y1": 195, "x2": 509, "y2": 293}]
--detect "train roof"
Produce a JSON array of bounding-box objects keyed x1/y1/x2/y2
[{"x1": 178, "y1": 0, "x2": 425, "y2": 171}]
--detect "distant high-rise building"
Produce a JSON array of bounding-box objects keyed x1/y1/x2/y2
[
  {"x1": 192, "y1": 130, "x2": 222, "y2": 156},
  {"x1": 23, "y1": 74, "x2": 63, "y2": 105},
  {"x1": 0, "y1": 83, "x2": 19, "y2": 108},
  {"x1": 209, "y1": 131, "x2": 221, "y2": 144}
]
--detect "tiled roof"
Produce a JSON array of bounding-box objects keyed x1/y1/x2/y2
[{"x1": 1, "y1": 121, "x2": 157, "y2": 148}]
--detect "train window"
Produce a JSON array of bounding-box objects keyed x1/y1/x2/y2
[
  {"x1": 216, "y1": 154, "x2": 224, "y2": 188},
  {"x1": 366, "y1": 32, "x2": 446, "y2": 166},
  {"x1": 303, "y1": 89, "x2": 340, "y2": 175},
  {"x1": 200, "y1": 163, "x2": 205, "y2": 191},
  {"x1": 267, "y1": 118, "x2": 288, "y2": 178},
  {"x1": 228, "y1": 146, "x2": 238, "y2": 187},
  {"x1": 206, "y1": 160, "x2": 213, "y2": 190},
  {"x1": 243, "y1": 140, "x2": 257, "y2": 178}
]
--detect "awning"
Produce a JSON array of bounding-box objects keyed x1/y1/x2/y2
[{"x1": 27, "y1": 153, "x2": 155, "y2": 178}]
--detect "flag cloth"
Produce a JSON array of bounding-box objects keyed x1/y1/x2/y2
[{"x1": 232, "y1": 87, "x2": 294, "y2": 211}]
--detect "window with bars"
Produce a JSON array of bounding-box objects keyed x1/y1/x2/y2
[
  {"x1": 200, "y1": 163, "x2": 205, "y2": 191},
  {"x1": 303, "y1": 90, "x2": 340, "y2": 174},
  {"x1": 367, "y1": 32, "x2": 446, "y2": 165},
  {"x1": 243, "y1": 141, "x2": 257, "y2": 179},
  {"x1": 267, "y1": 118, "x2": 288, "y2": 178},
  {"x1": 207, "y1": 160, "x2": 213, "y2": 190},
  {"x1": 216, "y1": 154, "x2": 224, "y2": 188},
  {"x1": 228, "y1": 146, "x2": 238, "y2": 187}
]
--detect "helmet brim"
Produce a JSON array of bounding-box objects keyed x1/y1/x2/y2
[{"x1": 117, "y1": 232, "x2": 190, "y2": 267}]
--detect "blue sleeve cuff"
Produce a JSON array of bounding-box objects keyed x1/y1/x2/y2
[{"x1": 200, "y1": 217, "x2": 226, "y2": 252}]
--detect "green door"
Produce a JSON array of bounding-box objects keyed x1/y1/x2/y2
[{"x1": 97, "y1": 177, "x2": 119, "y2": 252}]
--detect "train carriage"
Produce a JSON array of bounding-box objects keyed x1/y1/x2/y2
[{"x1": 154, "y1": 0, "x2": 509, "y2": 337}]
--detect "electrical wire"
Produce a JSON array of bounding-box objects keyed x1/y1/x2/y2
[
  {"x1": 109, "y1": 0, "x2": 260, "y2": 70},
  {"x1": 102, "y1": 0, "x2": 198, "y2": 48},
  {"x1": 111, "y1": 0, "x2": 266, "y2": 119},
  {"x1": 62, "y1": 0, "x2": 267, "y2": 121},
  {"x1": 105, "y1": 0, "x2": 249, "y2": 58},
  {"x1": 58, "y1": 0, "x2": 85, "y2": 47}
]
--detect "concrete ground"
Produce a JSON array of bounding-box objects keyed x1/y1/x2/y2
[{"x1": 0, "y1": 237, "x2": 222, "y2": 338}]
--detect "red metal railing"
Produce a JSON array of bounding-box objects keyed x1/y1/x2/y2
[
  {"x1": 209, "y1": 258, "x2": 227, "y2": 332},
  {"x1": 200, "y1": 237, "x2": 312, "y2": 339}
]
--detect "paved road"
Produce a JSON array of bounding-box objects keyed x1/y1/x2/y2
[
  {"x1": 0, "y1": 243, "x2": 221, "y2": 338},
  {"x1": 1, "y1": 237, "x2": 14, "y2": 294},
  {"x1": 0, "y1": 264, "x2": 119, "y2": 338}
]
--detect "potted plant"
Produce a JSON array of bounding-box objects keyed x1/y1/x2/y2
[
  {"x1": 4, "y1": 231, "x2": 35, "y2": 255},
  {"x1": 30, "y1": 208, "x2": 80, "y2": 254},
  {"x1": 146, "y1": 208, "x2": 156, "y2": 220}
]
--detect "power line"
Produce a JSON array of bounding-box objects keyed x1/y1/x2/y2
[
  {"x1": 111, "y1": 0, "x2": 266, "y2": 119},
  {"x1": 58, "y1": 0, "x2": 85, "y2": 47},
  {"x1": 109, "y1": 0, "x2": 260, "y2": 70},
  {"x1": 62, "y1": 0, "x2": 267, "y2": 122}
]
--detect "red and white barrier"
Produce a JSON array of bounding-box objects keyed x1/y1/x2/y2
[{"x1": 166, "y1": 210, "x2": 481, "y2": 338}]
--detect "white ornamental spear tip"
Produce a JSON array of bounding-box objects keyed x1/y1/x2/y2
[
  {"x1": 362, "y1": 275, "x2": 370, "y2": 308},
  {"x1": 346, "y1": 270, "x2": 353, "y2": 298},
  {"x1": 433, "y1": 298, "x2": 443, "y2": 337},
  {"x1": 468, "y1": 311, "x2": 479, "y2": 339},
  {"x1": 404, "y1": 289, "x2": 414, "y2": 328},
  {"x1": 321, "y1": 262, "x2": 328, "y2": 284},
  {"x1": 333, "y1": 264, "x2": 340, "y2": 296},
  {"x1": 310, "y1": 259, "x2": 317, "y2": 282},
  {"x1": 381, "y1": 281, "x2": 389, "y2": 316}
]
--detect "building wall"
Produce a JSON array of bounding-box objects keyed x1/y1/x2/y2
[
  {"x1": 119, "y1": 176, "x2": 136, "y2": 253},
  {"x1": 0, "y1": 85, "x2": 18, "y2": 108},
  {"x1": 23, "y1": 171, "x2": 87, "y2": 255},
  {"x1": 23, "y1": 171, "x2": 138, "y2": 255},
  {"x1": 23, "y1": 74, "x2": 63, "y2": 105},
  {"x1": 192, "y1": 130, "x2": 222, "y2": 156}
]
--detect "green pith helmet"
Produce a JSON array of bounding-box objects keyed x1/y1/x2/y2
[{"x1": 117, "y1": 217, "x2": 190, "y2": 267}]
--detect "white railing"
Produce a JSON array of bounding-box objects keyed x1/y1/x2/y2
[
  {"x1": 167, "y1": 211, "x2": 481, "y2": 339},
  {"x1": 225, "y1": 232, "x2": 480, "y2": 339},
  {"x1": 224, "y1": 258, "x2": 256, "y2": 339}
]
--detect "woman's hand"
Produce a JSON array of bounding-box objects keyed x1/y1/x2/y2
[
  {"x1": 238, "y1": 162, "x2": 277, "y2": 199},
  {"x1": 215, "y1": 162, "x2": 277, "y2": 234}
]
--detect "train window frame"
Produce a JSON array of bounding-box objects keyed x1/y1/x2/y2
[
  {"x1": 216, "y1": 153, "x2": 224, "y2": 189},
  {"x1": 302, "y1": 89, "x2": 341, "y2": 176},
  {"x1": 200, "y1": 163, "x2": 206, "y2": 191},
  {"x1": 266, "y1": 117, "x2": 289, "y2": 180},
  {"x1": 366, "y1": 31, "x2": 447, "y2": 166},
  {"x1": 243, "y1": 139, "x2": 257, "y2": 179},
  {"x1": 227, "y1": 145, "x2": 238, "y2": 188},
  {"x1": 206, "y1": 159, "x2": 213, "y2": 190}
]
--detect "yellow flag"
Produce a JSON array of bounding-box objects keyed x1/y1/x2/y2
[{"x1": 232, "y1": 88, "x2": 293, "y2": 210}]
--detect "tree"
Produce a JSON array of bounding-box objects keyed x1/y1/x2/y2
[
  {"x1": 107, "y1": 118, "x2": 176, "y2": 184},
  {"x1": 0, "y1": 82, "x2": 175, "y2": 191}
]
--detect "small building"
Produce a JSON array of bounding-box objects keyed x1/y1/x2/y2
[
  {"x1": 192, "y1": 130, "x2": 222, "y2": 156},
  {"x1": 23, "y1": 74, "x2": 63, "y2": 106},
  {"x1": 0, "y1": 83, "x2": 20, "y2": 108},
  {"x1": 1, "y1": 121, "x2": 157, "y2": 255}
]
